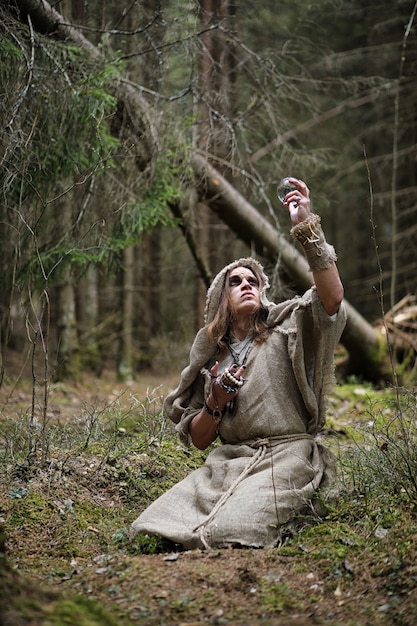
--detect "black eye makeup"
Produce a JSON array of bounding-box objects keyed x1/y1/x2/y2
[{"x1": 228, "y1": 275, "x2": 259, "y2": 288}]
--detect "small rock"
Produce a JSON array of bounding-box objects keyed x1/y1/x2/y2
[{"x1": 163, "y1": 552, "x2": 180, "y2": 562}]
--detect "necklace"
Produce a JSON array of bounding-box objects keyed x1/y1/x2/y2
[{"x1": 226, "y1": 334, "x2": 254, "y2": 367}]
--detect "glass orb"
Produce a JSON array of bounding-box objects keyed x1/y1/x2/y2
[{"x1": 276, "y1": 177, "x2": 297, "y2": 204}]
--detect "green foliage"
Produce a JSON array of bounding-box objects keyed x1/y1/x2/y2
[
  {"x1": 45, "y1": 598, "x2": 120, "y2": 626},
  {"x1": 113, "y1": 150, "x2": 183, "y2": 248},
  {"x1": 337, "y1": 388, "x2": 417, "y2": 522},
  {"x1": 259, "y1": 581, "x2": 299, "y2": 612},
  {"x1": 0, "y1": 20, "x2": 183, "y2": 289},
  {"x1": 1, "y1": 380, "x2": 417, "y2": 623},
  {"x1": 0, "y1": 29, "x2": 125, "y2": 295},
  {"x1": 26, "y1": 145, "x2": 183, "y2": 279},
  {"x1": 127, "y1": 532, "x2": 180, "y2": 555},
  {"x1": 0, "y1": 386, "x2": 206, "y2": 511},
  {"x1": 4, "y1": 592, "x2": 120, "y2": 626},
  {"x1": 0, "y1": 37, "x2": 23, "y2": 69},
  {"x1": 2, "y1": 40, "x2": 121, "y2": 201}
]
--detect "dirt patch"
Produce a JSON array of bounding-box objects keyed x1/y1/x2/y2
[{"x1": 1, "y1": 362, "x2": 417, "y2": 625}]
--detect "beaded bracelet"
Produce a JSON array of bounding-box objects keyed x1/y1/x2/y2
[
  {"x1": 218, "y1": 379, "x2": 240, "y2": 394},
  {"x1": 218, "y1": 367, "x2": 244, "y2": 393}
]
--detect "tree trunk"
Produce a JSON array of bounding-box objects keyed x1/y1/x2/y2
[
  {"x1": 138, "y1": 0, "x2": 163, "y2": 356},
  {"x1": 55, "y1": 269, "x2": 80, "y2": 380},
  {"x1": 194, "y1": 0, "x2": 239, "y2": 327},
  {"x1": 118, "y1": 246, "x2": 134, "y2": 382},
  {"x1": 190, "y1": 154, "x2": 387, "y2": 380},
  {"x1": 53, "y1": 197, "x2": 80, "y2": 381},
  {"x1": 75, "y1": 266, "x2": 100, "y2": 371},
  {"x1": 10, "y1": 0, "x2": 390, "y2": 381}
]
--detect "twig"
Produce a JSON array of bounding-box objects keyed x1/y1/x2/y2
[{"x1": 364, "y1": 145, "x2": 398, "y2": 388}]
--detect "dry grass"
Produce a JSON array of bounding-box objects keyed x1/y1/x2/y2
[{"x1": 1, "y1": 365, "x2": 416, "y2": 625}]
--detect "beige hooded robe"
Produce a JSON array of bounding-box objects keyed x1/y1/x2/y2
[{"x1": 130, "y1": 257, "x2": 347, "y2": 549}]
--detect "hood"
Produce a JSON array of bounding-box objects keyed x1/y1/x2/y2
[{"x1": 204, "y1": 257, "x2": 272, "y2": 325}]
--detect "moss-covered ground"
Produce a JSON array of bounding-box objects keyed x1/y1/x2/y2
[{"x1": 0, "y1": 365, "x2": 416, "y2": 625}]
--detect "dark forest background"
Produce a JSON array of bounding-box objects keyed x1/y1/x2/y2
[{"x1": 1, "y1": 0, "x2": 416, "y2": 383}]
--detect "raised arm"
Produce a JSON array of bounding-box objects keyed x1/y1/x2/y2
[{"x1": 283, "y1": 178, "x2": 344, "y2": 316}]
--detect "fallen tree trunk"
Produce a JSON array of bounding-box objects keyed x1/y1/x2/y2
[
  {"x1": 9, "y1": 0, "x2": 390, "y2": 380},
  {"x1": 191, "y1": 154, "x2": 387, "y2": 379}
]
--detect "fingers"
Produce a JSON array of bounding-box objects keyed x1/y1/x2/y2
[
  {"x1": 213, "y1": 364, "x2": 246, "y2": 399},
  {"x1": 288, "y1": 178, "x2": 310, "y2": 198},
  {"x1": 210, "y1": 361, "x2": 219, "y2": 377},
  {"x1": 284, "y1": 193, "x2": 309, "y2": 211},
  {"x1": 283, "y1": 179, "x2": 311, "y2": 224},
  {"x1": 230, "y1": 364, "x2": 246, "y2": 378}
]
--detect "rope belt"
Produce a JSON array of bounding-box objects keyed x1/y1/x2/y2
[{"x1": 193, "y1": 433, "x2": 314, "y2": 549}]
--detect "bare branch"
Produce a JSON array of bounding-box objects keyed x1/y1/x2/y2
[{"x1": 250, "y1": 87, "x2": 398, "y2": 164}]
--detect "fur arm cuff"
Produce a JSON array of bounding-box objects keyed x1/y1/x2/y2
[{"x1": 290, "y1": 213, "x2": 337, "y2": 271}]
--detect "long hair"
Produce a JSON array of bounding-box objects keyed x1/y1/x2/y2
[{"x1": 207, "y1": 263, "x2": 271, "y2": 349}]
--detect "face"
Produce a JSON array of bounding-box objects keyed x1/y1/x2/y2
[{"x1": 228, "y1": 266, "x2": 261, "y2": 318}]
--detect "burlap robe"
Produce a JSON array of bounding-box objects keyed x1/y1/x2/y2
[{"x1": 130, "y1": 258, "x2": 346, "y2": 549}]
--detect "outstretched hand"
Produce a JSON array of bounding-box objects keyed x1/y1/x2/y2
[
  {"x1": 210, "y1": 361, "x2": 245, "y2": 405},
  {"x1": 283, "y1": 178, "x2": 311, "y2": 225}
]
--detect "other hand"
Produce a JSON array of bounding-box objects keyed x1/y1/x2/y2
[
  {"x1": 210, "y1": 361, "x2": 246, "y2": 405},
  {"x1": 283, "y1": 178, "x2": 311, "y2": 225}
]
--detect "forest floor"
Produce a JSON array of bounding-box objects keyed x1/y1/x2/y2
[{"x1": 0, "y1": 356, "x2": 416, "y2": 626}]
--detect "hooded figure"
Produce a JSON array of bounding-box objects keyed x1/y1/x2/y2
[{"x1": 130, "y1": 252, "x2": 346, "y2": 550}]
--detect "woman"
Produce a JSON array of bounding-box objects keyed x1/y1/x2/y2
[{"x1": 130, "y1": 178, "x2": 346, "y2": 549}]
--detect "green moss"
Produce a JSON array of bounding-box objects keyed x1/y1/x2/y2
[
  {"x1": 8, "y1": 490, "x2": 52, "y2": 528},
  {"x1": 259, "y1": 581, "x2": 300, "y2": 612},
  {"x1": 8, "y1": 595, "x2": 119, "y2": 626},
  {"x1": 127, "y1": 532, "x2": 181, "y2": 555},
  {"x1": 49, "y1": 598, "x2": 120, "y2": 625},
  {"x1": 1, "y1": 380, "x2": 417, "y2": 624}
]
